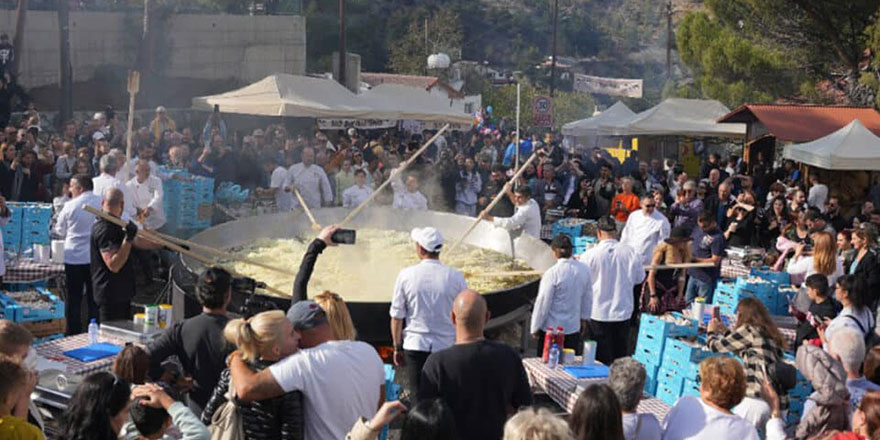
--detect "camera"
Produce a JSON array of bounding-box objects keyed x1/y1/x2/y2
[{"x1": 231, "y1": 276, "x2": 263, "y2": 296}]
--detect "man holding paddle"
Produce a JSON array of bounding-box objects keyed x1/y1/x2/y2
[{"x1": 485, "y1": 185, "x2": 542, "y2": 239}]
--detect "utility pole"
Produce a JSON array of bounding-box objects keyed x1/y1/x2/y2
[
  {"x1": 549, "y1": 0, "x2": 558, "y2": 97},
  {"x1": 58, "y1": 0, "x2": 72, "y2": 126},
  {"x1": 337, "y1": 0, "x2": 346, "y2": 86},
  {"x1": 424, "y1": 17, "x2": 428, "y2": 75},
  {"x1": 666, "y1": 1, "x2": 673, "y2": 79}
]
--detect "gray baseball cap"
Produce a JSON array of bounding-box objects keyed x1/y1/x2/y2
[{"x1": 286, "y1": 300, "x2": 327, "y2": 331}]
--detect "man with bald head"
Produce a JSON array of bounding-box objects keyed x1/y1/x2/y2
[
  {"x1": 419, "y1": 290, "x2": 532, "y2": 440},
  {"x1": 704, "y1": 180, "x2": 736, "y2": 229},
  {"x1": 90, "y1": 187, "x2": 159, "y2": 322}
]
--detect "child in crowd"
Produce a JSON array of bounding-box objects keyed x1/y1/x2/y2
[
  {"x1": 120, "y1": 384, "x2": 210, "y2": 440},
  {"x1": 0, "y1": 354, "x2": 42, "y2": 440},
  {"x1": 0, "y1": 320, "x2": 43, "y2": 431},
  {"x1": 792, "y1": 274, "x2": 839, "y2": 348}
]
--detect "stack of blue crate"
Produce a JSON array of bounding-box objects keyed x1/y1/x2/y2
[
  {"x1": 713, "y1": 275, "x2": 783, "y2": 316},
  {"x1": 1, "y1": 204, "x2": 23, "y2": 257},
  {"x1": 573, "y1": 236, "x2": 596, "y2": 255},
  {"x1": 655, "y1": 338, "x2": 714, "y2": 405},
  {"x1": 749, "y1": 267, "x2": 791, "y2": 314},
  {"x1": 551, "y1": 218, "x2": 587, "y2": 241},
  {"x1": 633, "y1": 313, "x2": 698, "y2": 396},
  {"x1": 162, "y1": 171, "x2": 214, "y2": 231},
  {"x1": 783, "y1": 353, "x2": 814, "y2": 425},
  {"x1": 21, "y1": 203, "x2": 52, "y2": 253}
]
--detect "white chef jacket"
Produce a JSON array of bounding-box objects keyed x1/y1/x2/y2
[
  {"x1": 53, "y1": 191, "x2": 103, "y2": 265},
  {"x1": 93, "y1": 172, "x2": 137, "y2": 220},
  {"x1": 393, "y1": 190, "x2": 428, "y2": 210},
  {"x1": 288, "y1": 163, "x2": 333, "y2": 208},
  {"x1": 620, "y1": 209, "x2": 671, "y2": 265},
  {"x1": 342, "y1": 184, "x2": 371, "y2": 208},
  {"x1": 493, "y1": 198, "x2": 542, "y2": 238},
  {"x1": 579, "y1": 239, "x2": 645, "y2": 322},
  {"x1": 808, "y1": 183, "x2": 829, "y2": 213},
  {"x1": 126, "y1": 175, "x2": 166, "y2": 230},
  {"x1": 530, "y1": 258, "x2": 593, "y2": 335},
  {"x1": 269, "y1": 166, "x2": 294, "y2": 211},
  {"x1": 389, "y1": 259, "x2": 468, "y2": 352}
]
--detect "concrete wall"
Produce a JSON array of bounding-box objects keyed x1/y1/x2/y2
[{"x1": 0, "y1": 10, "x2": 306, "y2": 89}]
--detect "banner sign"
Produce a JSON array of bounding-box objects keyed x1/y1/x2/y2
[
  {"x1": 317, "y1": 119, "x2": 397, "y2": 130},
  {"x1": 573, "y1": 73, "x2": 643, "y2": 98},
  {"x1": 532, "y1": 96, "x2": 553, "y2": 127}
]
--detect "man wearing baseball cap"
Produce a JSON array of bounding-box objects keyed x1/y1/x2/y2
[
  {"x1": 229, "y1": 299, "x2": 384, "y2": 440},
  {"x1": 390, "y1": 226, "x2": 467, "y2": 402}
]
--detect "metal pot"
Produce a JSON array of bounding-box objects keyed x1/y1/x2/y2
[{"x1": 173, "y1": 207, "x2": 554, "y2": 344}]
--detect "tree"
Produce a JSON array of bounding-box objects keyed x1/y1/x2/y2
[
  {"x1": 387, "y1": 8, "x2": 463, "y2": 75},
  {"x1": 483, "y1": 83, "x2": 594, "y2": 132},
  {"x1": 677, "y1": 0, "x2": 880, "y2": 106},
  {"x1": 676, "y1": 11, "x2": 798, "y2": 107}
]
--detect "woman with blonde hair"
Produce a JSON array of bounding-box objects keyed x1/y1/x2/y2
[
  {"x1": 202, "y1": 310, "x2": 304, "y2": 440},
  {"x1": 788, "y1": 231, "x2": 844, "y2": 286},
  {"x1": 315, "y1": 291, "x2": 356, "y2": 341},
  {"x1": 706, "y1": 297, "x2": 787, "y2": 426},
  {"x1": 504, "y1": 407, "x2": 573, "y2": 440}
]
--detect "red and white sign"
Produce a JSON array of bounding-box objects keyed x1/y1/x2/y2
[{"x1": 532, "y1": 96, "x2": 553, "y2": 127}]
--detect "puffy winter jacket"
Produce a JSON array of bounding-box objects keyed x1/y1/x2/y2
[{"x1": 795, "y1": 344, "x2": 850, "y2": 440}]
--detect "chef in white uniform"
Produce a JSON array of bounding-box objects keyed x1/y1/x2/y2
[
  {"x1": 93, "y1": 153, "x2": 137, "y2": 220},
  {"x1": 288, "y1": 146, "x2": 333, "y2": 209},
  {"x1": 393, "y1": 175, "x2": 428, "y2": 211},
  {"x1": 486, "y1": 184, "x2": 542, "y2": 238},
  {"x1": 342, "y1": 169, "x2": 372, "y2": 208},
  {"x1": 389, "y1": 227, "x2": 467, "y2": 401},
  {"x1": 126, "y1": 160, "x2": 166, "y2": 230},
  {"x1": 620, "y1": 194, "x2": 671, "y2": 265},
  {"x1": 579, "y1": 215, "x2": 645, "y2": 365},
  {"x1": 257, "y1": 156, "x2": 294, "y2": 211}
]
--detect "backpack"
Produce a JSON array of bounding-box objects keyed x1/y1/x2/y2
[
  {"x1": 208, "y1": 381, "x2": 244, "y2": 440},
  {"x1": 844, "y1": 313, "x2": 880, "y2": 348}
]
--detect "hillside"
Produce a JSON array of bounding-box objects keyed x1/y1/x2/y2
[{"x1": 303, "y1": 0, "x2": 703, "y2": 106}]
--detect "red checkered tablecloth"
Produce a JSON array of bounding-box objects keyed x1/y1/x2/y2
[
  {"x1": 34, "y1": 333, "x2": 128, "y2": 376},
  {"x1": 522, "y1": 357, "x2": 671, "y2": 419},
  {"x1": 5, "y1": 258, "x2": 64, "y2": 284}
]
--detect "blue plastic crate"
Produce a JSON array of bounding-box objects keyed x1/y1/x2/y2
[
  {"x1": 551, "y1": 218, "x2": 586, "y2": 239},
  {"x1": 32, "y1": 333, "x2": 64, "y2": 345},
  {"x1": 750, "y1": 267, "x2": 791, "y2": 286},
  {"x1": 655, "y1": 382, "x2": 681, "y2": 406},
  {"x1": 664, "y1": 338, "x2": 712, "y2": 364},
  {"x1": 657, "y1": 367, "x2": 685, "y2": 392},
  {"x1": 0, "y1": 287, "x2": 65, "y2": 322},
  {"x1": 0, "y1": 294, "x2": 19, "y2": 320},
  {"x1": 682, "y1": 379, "x2": 700, "y2": 398},
  {"x1": 735, "y1": 276, "x2": 776, "y2": 296}
]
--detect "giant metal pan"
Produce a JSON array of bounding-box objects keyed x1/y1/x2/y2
[{"x1": 178, "y1": 207, "x2": 555, "y2": 344}]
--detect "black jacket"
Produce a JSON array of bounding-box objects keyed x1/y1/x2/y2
[
  {"x1": 202, "y1": 361, "x2": 304, "y2": 440},
  {"x1": 292, "y1": 239, "x2": 326, "y2": 302},
  {"x1": 844, "y1": 248, "x2": 880, "y2": 306}
]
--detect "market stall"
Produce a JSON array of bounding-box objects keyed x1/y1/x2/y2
[{"x1": 561, "y1": 101, "x2": 636, "y2": 151}]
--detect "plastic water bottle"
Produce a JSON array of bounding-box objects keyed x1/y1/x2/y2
[
  {"x1": 547, "y1": 343, "x2": 560, "y2": 370},
  {"x1": 88, "y1": 319, "x2": 99, "y2": 345}
]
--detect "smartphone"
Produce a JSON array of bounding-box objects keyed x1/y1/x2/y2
[
  {"x1": 712, "y1": 306, "x2": 720, "y2": 320},
  {"x1": 213, "y1": 104, "x2": 220, "y2": 113},
  {"x1": 331, "y1": 229, "x2": 357, "y2": 245}
]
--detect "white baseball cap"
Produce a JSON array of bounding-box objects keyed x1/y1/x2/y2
[
  {"x1": 92, "y1": 131, "x2": 106, "y2": 141},
  {"x1": 156, "y1": 106, "x2": 167, "y2": 113},
  {"x1": 411, "y1": 227, "x2": 444, "y2": 253},
  {"x1": 92, "y1": 112, "x2": 105, "y2": 121}
]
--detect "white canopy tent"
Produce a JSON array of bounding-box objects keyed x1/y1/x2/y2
[
  {"x1": 562, "y1": 101, "x2": 635, "y2": 137},
  {"x1": 598, "y1": 98, "x2": 746, "y2": 138},
  {"x1": 783, "y1": 119, "x2": 880, "y2": 170},
  {"x1": 191, "y1": 74, "x2": 373, "y2": 118},
  {"x1": 359, "y1": 84, "x2": 473, "y2": 124},
  {"x1": 192, "y1": 74, "x2": 474, "y2": 125}
]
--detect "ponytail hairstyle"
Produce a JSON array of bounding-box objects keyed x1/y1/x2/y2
[
  {"x1": 112, "y1": 344, "x2": 149, "y2": 384},
  {"x1": 224, "y1": 310, "x2": 288, "y2": 362}
]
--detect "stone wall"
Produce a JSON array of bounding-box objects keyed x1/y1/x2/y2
[{"x1": 0, "y1": 10, "x2": 306, "y2": 88}]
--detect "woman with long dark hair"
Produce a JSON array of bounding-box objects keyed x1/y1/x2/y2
[
  {"x1": 845, "y1": 227, "x2": 880, "y2": 308},
  {"x1": 821, "y1": 275, "x2": 876, "y2": 347},
  {"x1": 569, "y1": 384, "x2": 624, "y2": 440},
  {"x1": 59, "y1": 372, "x2": 131, "y2": 440}
]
